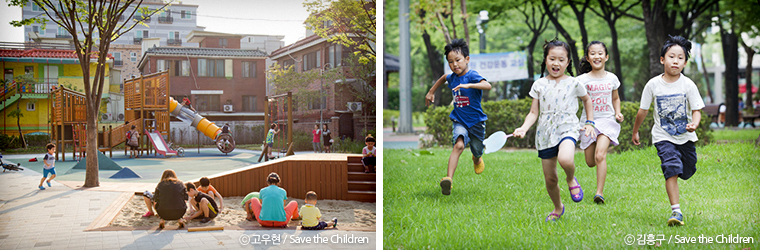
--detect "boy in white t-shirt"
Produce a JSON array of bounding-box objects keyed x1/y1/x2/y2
[
  {"x1": 632, "y1": 35, "x2": 704, "y2": 227},
  {"x1": 361, "y1": 134, "x2": 376, "y2": 173},
  {"x1": 38, "y1": 143, "x2": 56, "y2": 190}
]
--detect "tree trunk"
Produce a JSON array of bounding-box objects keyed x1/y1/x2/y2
[
  {"x1": 422, "y1": 30, "x2": 449, "y2": 106},
  {"x1": 84, "y1": 103, "x2": 99, "y2": 187},
  {"x1": 541, "y1": 0, "x2": 581, "y2": 75},
  {"x1": 741, "y1": 41, "x2": 755, "y2": 111},
  {"x1": 608, "y1": 21, "x2": 625, "y2": 101},
  {"x1": 15, "y1": 98, "x2": 27, "y2": 148},
  {"x1": 521, "y1": 38, "x2": 539, "y2": 98},
  {"x1": 459, "y1": 0, "x2": 470, "y2": 45},
  {"x1": 642, "y1": 0, "x2": 666, "y2": 78},
  {"x1": 700, "y1": 44, "x2": 714, "y2": 102},
  {"x1": 721, "y1": 31, "x2": 740, "y2": 127}
]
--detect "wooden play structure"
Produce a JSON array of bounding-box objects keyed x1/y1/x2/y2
[
  {"x1": 195, "y1": 154, "x2": 375, "y2": 202},
  {"x1": 259, "y1": 92, "x2": 293, "y2": 161},
  {"x1": 50, "y1": 86, "x2": 87, "y2": 161}
]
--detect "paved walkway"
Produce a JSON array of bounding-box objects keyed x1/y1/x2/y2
[{"x1": 0, "y1": 165, "x2": 376, "y2": 249}]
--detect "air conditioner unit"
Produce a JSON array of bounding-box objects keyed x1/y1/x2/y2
[
  {"x1": 223, "y1": 104, "x2": 233, "y2": 113},
  {"x1": 101, "y1": 113, "x2": 113, "y2": 121},
  {"x1": 117, "y1": 113, "x2": 125, "y2": 121},
  {"x1": 347, "y1": 102, "x2": 362, "y2": 112}
]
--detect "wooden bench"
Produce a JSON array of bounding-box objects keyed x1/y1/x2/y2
[
  {"x1": 743, "y1": 108, "x2": 760, "y2": 128},
  {"x1": 703, "y1": 104, "x2": 721, "y2": 124}
]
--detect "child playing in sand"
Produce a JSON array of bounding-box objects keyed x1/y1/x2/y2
[
  {"x1": 577, "y1": 41, "x2": 625, "y2": 204},
  {"x1": 299, "y1": 191, "x2": 337, "y2": 230},
  {"x1": 513, "y1": 39, "x2": 596, "y2": 222},
  {"x1": 241, "y1": 191, "x2": 260, "y2": 221},
  {"x1": 250, "y1": 172, "x2": 299, "y2": 227},
  {"x1": 632, "y1": 35, "x2": 704, "y2": 227},
  {"x1": 183, "y1": 182, "x2": 220, "y2": 223},
  {"x1": 424, "y1": 38, "x2": 492, "y2": 195},
  {"x1": 362, "y1": 134, "x2": 376, "y2": 173},
  {"x1": 198, "y1": 177, "x2": 224, "y2": 211},
  {"x1": 38, "y1": 143, "x2": 56, "y2": 190}
]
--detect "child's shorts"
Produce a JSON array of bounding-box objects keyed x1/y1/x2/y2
[
  {"x1": 43, "y1": 167, "x2": 56, "y2": 177},
  {"x1": 302, "y1": 221, "x2": 328, "y2": 230},
  {"x1": 654, "y1": 141, "x2": 697, "y2": 180},
  {"x1": 538, "y1": 137, "x2": 577, "y2": 159},
  {"x1": 451, "y1": 120, "x2": 486, "y2": 159},
  {"x1": 267, "y1": 143, "x2": 274, "y2": 147},
  {"x1": 362, "y1": 156, "x2": 376, "y2": 166}
]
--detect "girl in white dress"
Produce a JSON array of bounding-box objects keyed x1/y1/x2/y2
[
  {"x1": 577, "y1": 41, "x2": 625, "y2": 204},
  {"x1": 513, "y1": 39, "x2": 596, "y2": 222}
]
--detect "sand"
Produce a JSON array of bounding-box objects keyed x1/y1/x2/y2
[{"x1": 110, "y1": 195, "x2": 376, "y2": 229}]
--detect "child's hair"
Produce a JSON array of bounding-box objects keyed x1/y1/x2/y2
[
  {"x1": 661, "y1": 35, "x2": 692, "y2": 61},
  {"x1": 200, "y1": 177, "x2": 210, "y2": 187},
  {"x1": 160, "y1": 169, "x2": 179, "y2": 182},
  {"x1": 365, "y1": 134, "x2": 375, "y2": 143},
  {"x1": 270, "y1": 123, "x2": 277, "y2": 129},
  {"x1": 540, "y1": 38, "x2": 574, "y2": 77},
  {"x1": 323, "y1": 124, "x2": 329, "y2": 129},
  {"x1": 185, "y1": 182, "x2": 196, "y2": 191},
  {"x1": 444, "y1": 38, "x2": 469, "y2": 58},
  {"x1": 131, "y1": 125, "x2": 136, "y2": 129},
  {"x1": 579, "y1": 41, "x2": 608, "y2": 74},
  {"x1": 305, "y1": 191, "x2": 317, "y2": 201},
  {"x1": 46, "y1": 142, "x2": 56, "y2": 150},
  {"x1": 267, "y1": 172, "x2": 280, "y2": 185}
]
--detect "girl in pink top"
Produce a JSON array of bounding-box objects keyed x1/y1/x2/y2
[{"x1": 312, "y1": 124, "x2": 322, "y2": 153}]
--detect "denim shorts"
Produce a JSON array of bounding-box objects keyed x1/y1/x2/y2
[
  {"x1": 537, "y1": 137, "x2": 577, "y2": 159},
  {"x1": 452, "y1": 120, "x2": 486, "y2": 159},
  {"x1": 654, "y1": 141, "x2": 697, "y2": 180},
  {"x1": 43, "y1": 167, "x2": 56, "y2": 177}
]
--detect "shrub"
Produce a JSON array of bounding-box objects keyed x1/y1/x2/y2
[{"x1": 424, "y1": 100, "x2": 712, "y2": 152}]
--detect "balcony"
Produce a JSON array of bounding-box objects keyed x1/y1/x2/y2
[
  {"x1": 114, "y1": 60, "x2": 123, "y2": 66},
  {"x1": 133, "y1": 38, "x2": 143, "y2": 44},
  {"x1": 158, "y1": 16, "x2": 173, "y2": 24},
  {"x1": 167, "y1": 39, "x2": 182, "y2": 46},
  {"x1": 56, "y1": 33, "x2": 72, "y2": 39}
]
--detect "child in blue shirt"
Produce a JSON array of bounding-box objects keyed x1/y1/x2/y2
[
  {"x1": 425, "y1": 38, "x2": 492, "y2": 195},
  {"x1": 38, "y1": 143, "x2": 56, "y2": 190}
]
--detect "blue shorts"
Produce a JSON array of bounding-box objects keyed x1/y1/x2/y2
[
  {"x1": 654, "y1": 141, "x2": 697, "y2": 180},
  {"x1": 43, "y1": 167, "x2": 56, "y2": 178},
  {"x1": 267, "y1": 143, "x2": 273, "y2": 147},
  {"x1": 452, "y1": 120, "x2": 486, "y2": 159},
  {"x1": 537, "y1": 137, "x2": 577, "y2": 159}
]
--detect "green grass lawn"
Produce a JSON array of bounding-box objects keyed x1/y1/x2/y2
[
  {"x1": 383, "y1": 143, "x2": 760, "y2": 249},
  {"x1": 712, "y1": 128, "x2": 760, "y2": 141}
]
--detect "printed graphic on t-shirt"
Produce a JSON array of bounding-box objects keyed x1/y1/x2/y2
[
  {"x1": 453, "y1": 89, "x2": 470, "y2": 108},
  {"x1": 656, "y1": 93, "x2": 688, "y2": 136},
  {"x1": 587, "y1": 82, "x2": 613, "y2": 112}
]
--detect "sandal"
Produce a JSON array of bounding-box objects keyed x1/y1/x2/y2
[
  {"x1": 545, "y1": 204, "x2": 565, "y2": 222},
  {"x1": 568, "y1": 177, "x2": 584, "y2": 202},
  {"x1": 593, "y1": 194, "x2": 605, "y2": 204},
  {"x1": 159, "y1": 220, "x2": 165, "y2": 229},
  {"x1": 142, "y1": 211, "x2": 154, "y2": 217},
  {"x1": 364, "y1": 166, "x2": 370, "y2": 173}
]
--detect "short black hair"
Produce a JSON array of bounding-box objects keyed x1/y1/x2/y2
[
  {"x1": 185, "y1": 182, "x2": 196, "y2": 191},
  {"x1": 200, "y1": 177, "x2": 210, "y2": 187},
  {"x1": 46, "y1": 143, "x2": 56, "y2": 150},
  {"x1": 131, "y1": 125, "x2": 136, "y2": 129},
  {"x1": 660, "y1": 35, "x2": 692, "y2": 61},
  {"x1": 444, "y1": 38, "x2": 469, "y2": 58},
  {"x1": 365, "y1": 134, "x2": 375, "y2": 143},
  {"x1": 306, "y1": 191, "x2": 317, "y2": 201},
  {"x1": 270, "y1": 123, "x2": 277, "y2": 129}
]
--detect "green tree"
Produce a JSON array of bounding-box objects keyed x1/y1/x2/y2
[
  {"x1": 267, "y1": 63, "x2": 341, "y2": 114},
  {"x1": 340, "y1": 54, "x2": 376, "y2": 132},
  {"x1": 9, "y1": 0, "x2": 165, "y2": 187},
  {"x1": 304, "y1": 0, "x2": 376, "y2": 65}
]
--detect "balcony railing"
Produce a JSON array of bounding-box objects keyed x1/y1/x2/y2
[
  {"x1": 167, "y1": 39, "x2": 182, "y2": 46},
  {"x1": 133, "y1": 38, "x2": 143, "y2": 44},
  {"x1": 56, "y1": 33, "x2": 72, "y2": 39},
  {"x1": 114, "y1": 60, "x2": 123, "y2": 66},
  {"x1": 1, "y1": 79, "x2": 59, "y2": 97},
  {"x1": 158, "y1": 16, "x2": 173, "y2": 24}
]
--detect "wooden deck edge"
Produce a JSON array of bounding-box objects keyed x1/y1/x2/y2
[{"x1": 85, "y1": 192, "x2": 133, "y2": 231}]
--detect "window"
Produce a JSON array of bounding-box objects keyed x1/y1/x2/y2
[
  {"x1": 33, "y1": 26, "x2": 45, "y2": 35},
  {"x1": 135, "y1": 30, "x2": 148, "y2": 38},
  {"x1": 24, "y1": 66, "x2": 34, "y2": 75},
  {"x1": 219, "y1": 38, "x2": 227, "y2": 47},
  {"x1": 157, "y1": 60, "x2": 166, "y2": 72},
  {"x1": 328, "y1": 46, "x2": 335, "y2": 68},
  {"x1": 31, "y1": 2, "x2": 41, "y2": 11},
  {"x1": 242, "y1": 61, "x2": 257, "y2": 78},
  {"x1": 57, "y1": 27, "x2": 66, "y2": 35},
  {"x1": 303, "y1": 51, "x2": 319, "y2": 71},
  {"x1": 195, "y1": 95, "x2": 220, "y2": 112},
  {"x1": 168, "y1": 31, "x2": 181, "y2": 45},
  {"x1": 309, "y1": 96, "x2": 326, "y2": 110},
  {"x1": 27, "y1": 102, "x2": 35, "y2": 111},
  {"x1": 283, "y1": 59, "x2": 295, "y2": 70},
  {"x1": 335, "y1": 44, "x2": 343, "y2": 66},
  {"x1": 216, "y1": 59, "x2": 224, "y2": 77},
  {"x1": 130, "y1": 52, "x2": 137, "y2": 62},
  {"x1": 242, "y1": 95, "x2": 257, "y2": 112},
  {"x1": 198, "y1": 59, "x2": 207, "y2": 76},
  {"x1": 181, "y1": 60, "x2": 189, "y2": 76},
  {"x1": 113, "y1": 52, "x2": 121, "y2": 60},
  {"x1": 181, "y1": 10, "x2": 192, "y2": 19}
]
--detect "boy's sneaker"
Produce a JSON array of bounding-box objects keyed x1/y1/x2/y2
[
  {"x1": 46, "y1": 181, "x2": 51, "y2": 187},
  {"x1": 38, "y1": 186, "x2": 45, "y2": 190},
  {"x1": 440, "y1": 177, "x2": 453, "y2": 195},
  {"x1": 332, "y1": 217, "x2": 338, "y2": 228},
  {"x1": 473, "y1": 156, "x2": 485, "y2": 174},
  {"x1": 667, "y1": 211, "x2": 684, "y2": 226}
]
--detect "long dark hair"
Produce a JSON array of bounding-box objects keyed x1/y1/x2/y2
[
  {"x1": 540, "y1": 38, "x2": 574, "y2": 77},
  {"x1": 579, "y1": 41, "x2": 608, "y2": 74}
]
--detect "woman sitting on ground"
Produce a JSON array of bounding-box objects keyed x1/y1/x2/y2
[
  {"x1": 142, "y1": 169, "x2": 188, "y2": 229},
  {"x1": 249, "y1": 172, "x2": 299, "y2": 227}
]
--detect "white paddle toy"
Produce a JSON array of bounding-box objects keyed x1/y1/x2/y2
[{"x1": 483, "y1": 131, "x2": 514, "y2": 154}]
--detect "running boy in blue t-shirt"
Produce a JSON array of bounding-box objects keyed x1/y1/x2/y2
[
  {"x1": 38, "y1": 143, "x2": 56, "y2": 190},
  {"x1": 425, "y1": 38, "x2": 492, "y2": 195}
]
